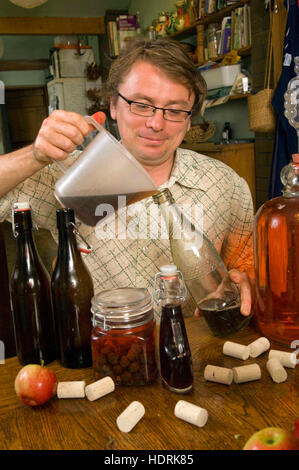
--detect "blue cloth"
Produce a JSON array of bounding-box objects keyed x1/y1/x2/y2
[{"x1": 269, "y1": 0, "x2": 299, "y2": 198}]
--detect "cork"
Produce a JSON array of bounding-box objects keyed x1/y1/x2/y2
[
  {"x1": 233, "y1": 364, "x2": 261, "y2": 383},
  {"x1": 248, "y1": 337, "x2": 270, "y2": 358},
  {"x1": 174, "y1": 400, "x2": 208, "y2": 428},
  {"x1": 266, "y1": 358, "x2": 288, "y2": 383},
  {"x1": 85, "y1": 376, "x2": 115, "y2": 401},
  {"x1": 268, "y1": 349, "x2": 297, "y2": 368},
  {"x1": 204, "y1": 365, "x2": 233, "y2": 385},
  {"x1": 223, "y1": 341, "x2": 250, "y2": 360},
  {"x1": 57, "y1": 381, "x2": 86, "y2": 399},
  {"x1": 116, "y1": 401, "x2": 145, "y2": 433}
]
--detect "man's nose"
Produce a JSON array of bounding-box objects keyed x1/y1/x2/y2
[{"x1": 145, "y1": 109, "x2": 165, "y2": 131}]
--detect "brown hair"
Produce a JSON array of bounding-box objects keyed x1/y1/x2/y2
[{"x1": 101, "y1": 38, "x2": 207, "y2": 116}]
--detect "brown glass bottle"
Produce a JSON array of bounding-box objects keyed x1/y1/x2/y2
[
  {"x1": 10, "y1": 203, "x2": 56, "y2": 365},
  {"x1": 51, "y1": 208, "x2": 94, "y2": 368},
  {"x1": 0, "y1": 224, "x2": 16, "y2": 358}
]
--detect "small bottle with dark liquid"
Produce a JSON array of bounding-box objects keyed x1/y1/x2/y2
[{"x1": 154, "y1": 265, "x2": 193, "y2": 394}]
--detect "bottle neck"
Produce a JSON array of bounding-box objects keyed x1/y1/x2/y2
[
  {"x1": 158, "y1": 274, "x2": 185, "y2": 307},
  {"x1": 57, "y1": 224, "x2": 80, "y2": 258},
  {"x1": 13, "y1": 210, "x2": 40, "y2": 261},
  {"x1": 281, "y1": 161, "x2": 299, "y2": 197}
]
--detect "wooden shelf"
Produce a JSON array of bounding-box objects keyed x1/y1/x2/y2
[
  {"x1": 170, "y1": 0, "x2": 249, "y2": 40},
  {"x1": 195, "y1": 46, "x2": 251, "y2": 67},
  {"x1": 228, "y1": 92, "x2": 250, "y2": 100},
  {"x1": 0, "y1": 60, "x2": 49, "y2": 71}
]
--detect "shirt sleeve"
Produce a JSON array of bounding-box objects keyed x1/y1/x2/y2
[
  {"x1": 220, "y1": 173, "x2": 254, "y2": 278},
  {"x1": 0, "y1": 164, "x2": 60, "y2": 231}
]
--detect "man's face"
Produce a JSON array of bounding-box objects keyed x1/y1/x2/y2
[{"x1": 110, "y1": 60, "x2": 194, "y2": 167}]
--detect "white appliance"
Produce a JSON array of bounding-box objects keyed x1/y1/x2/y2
[{"x1": 47, "y1": 78, "x2": 88, "y2": 116}]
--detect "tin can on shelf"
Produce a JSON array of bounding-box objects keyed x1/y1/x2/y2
[{"x1": 91, "y1": 287, "x2": 157, "y2": 386}]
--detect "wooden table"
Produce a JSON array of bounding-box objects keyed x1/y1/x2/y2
[{"x1": 0, "y1": 317, "x2": 298, "y2": 451}]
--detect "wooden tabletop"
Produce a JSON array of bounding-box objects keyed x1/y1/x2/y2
[{"x1": 0, "y1": 317, "x2": 298, "y2": 451}]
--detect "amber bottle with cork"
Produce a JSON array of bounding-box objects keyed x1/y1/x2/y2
[
  {"x1": 51, "y1": 208, "x2": 94, "y2": 368},
  {"x1": 10, "y1": 202, "x2": 56, "y2": 365},
  {"x1": 254, "y1": 154, "x2": 299, "y2": 345}
]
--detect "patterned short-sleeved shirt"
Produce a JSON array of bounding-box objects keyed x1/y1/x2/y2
[{"x1": 0, "y1": 147, "x2": 254, "y2": 318}]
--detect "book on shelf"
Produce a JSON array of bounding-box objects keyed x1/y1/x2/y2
[
  {"x1": 107, "y1": 20, "x2": 119, "y2": 57},
  {"x1": 234, "y1": 5, "x2": 251, "y2": 49},
  {"x1": 198, "y1": 0, "x2": 206, "y2": 18},
  {"x1": 218, "y1": 16, "x2": 232, "y2": 55},
  {"x1": 117, "y1": 15, "x2": 138, "y2": 52}
]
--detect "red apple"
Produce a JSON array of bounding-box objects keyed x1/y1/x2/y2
[
  {"x1": 243, "y1": 427, "x2": 299, "y2": 450},
  {"x1": 293, "y1": 417, "x2": 299, "y2": 440},
  {"x1": 15, "y1": 363, "x2": 57, "y2": 406}
]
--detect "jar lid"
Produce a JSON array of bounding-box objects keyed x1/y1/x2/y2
[{"x1": 91, "y1": 287, "x2": 153, "y2": 329}]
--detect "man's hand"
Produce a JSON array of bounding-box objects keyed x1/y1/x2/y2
[
  {"x1": 194, "y1": 269, "x2": 254, "y2": 318},
  {"x1": 32, "y1": 110, "x2": 106, "y2": 165},
  {"x1": 228, "y1": 268, "x2": 254, "y2": 316}
]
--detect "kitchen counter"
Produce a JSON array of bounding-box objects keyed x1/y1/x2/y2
[{"x1": 0, "y1": 317, "x2": 298, "y2": 451}]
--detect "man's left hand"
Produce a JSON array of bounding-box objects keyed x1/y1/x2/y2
[
  {"x1": 194, "y1": 269, "x2": 254, "y2": 318},
  {"x1": 228, "y1": 268, "x2": 254, "y2": 316}
]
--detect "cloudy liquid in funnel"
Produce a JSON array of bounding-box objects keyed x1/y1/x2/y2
[{"x1": 61, "y1": 191, "x2": 158, "y2": 226}]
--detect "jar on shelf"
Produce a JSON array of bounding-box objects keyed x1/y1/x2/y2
[
  {"x1": 156, "y1": 12, "x2": 168, "y2": 37},
  {"x1": 207, "y1": 23, "x2": 219, "y2": 59},
  {"x1": 174, "y1": 1, "x2": 186, "y2": 31},
  {"x1": 91, "y1": 287, "x2": 157, "y2": 386}
]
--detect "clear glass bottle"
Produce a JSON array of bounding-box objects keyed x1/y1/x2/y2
[
  {"x1": 91, "y1": 287, "x2": 157, "y2": 385},
  {"x1": 153, "y1": 264, "x2": 193, "y2": 394},
  {"x1": 153, "y1": 189, "x2": 250, "y2": 337},
  {"x1": 51, "y1": 208, "x2": 94, "y2": 368},
  {"x1": 10, "y1": 202, "x2": 56, "y2": 365},
  {"x1": 254, "y1": 154, "x2": 299, "y2": 345}
]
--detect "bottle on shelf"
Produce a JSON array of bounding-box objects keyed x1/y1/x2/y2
[
  {"x1": 221, "y1": 121, "x2": 232, "y2": 144},
  {"x1": 153, "y1": 264, "x2": 193, "y2": 394},
  {"x1": 254, "y1": 153, "x2": 299, "y2": 345},
  {"x1": 51, "y1": 208, "x2": 94, "y2": 368},
  {"x1": 152, "y1": 189, "x2": 250, "y2": 337},
  {"x1": 10, "y1": 202, "x2": 56, "y2": 365}
]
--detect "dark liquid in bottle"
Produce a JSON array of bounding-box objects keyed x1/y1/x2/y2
[
  {"x1": 53, "y1": 301, "x2": 92, "y2": 368},
  {"x1": 198, "y1": 298, "x2": 250, "y2": 337},
  {"x1": 11, "y1": 293, "x2": 56, "y2": 365},
  {"x1": 159, "y1": 303, "x2": 193, "y2": 393},
  {"x1": 60, "y1": 191, "x2": 158, "y2": 226}
]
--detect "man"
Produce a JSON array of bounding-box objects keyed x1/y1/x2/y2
[{"x1": 0, "y1": 38, "x2": 254, "y2": 318}]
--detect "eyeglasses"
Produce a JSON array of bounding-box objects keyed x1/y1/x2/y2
[{"x1": 117, "y1": 93, "x2": 192, "y2": 122}]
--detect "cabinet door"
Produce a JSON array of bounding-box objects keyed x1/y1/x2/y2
[{"x1": 217, "y1": 143, "x2": 256, "y2": 210}]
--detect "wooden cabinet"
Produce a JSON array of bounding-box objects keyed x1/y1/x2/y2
[
  {"x1": 180, "y1": 142, "x2": 256, "y2": 209},
  {"x1": 5, "y1": 87, "x2": 48, "y2": 150}
]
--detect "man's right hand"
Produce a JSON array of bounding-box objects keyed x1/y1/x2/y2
[{"x1": 32, "y1": 110, "x2": 106, "y2": 165}]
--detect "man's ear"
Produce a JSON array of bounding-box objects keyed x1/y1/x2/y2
[{"x1": 110, "y1": 97, "x2": 117, "y2": 120}]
